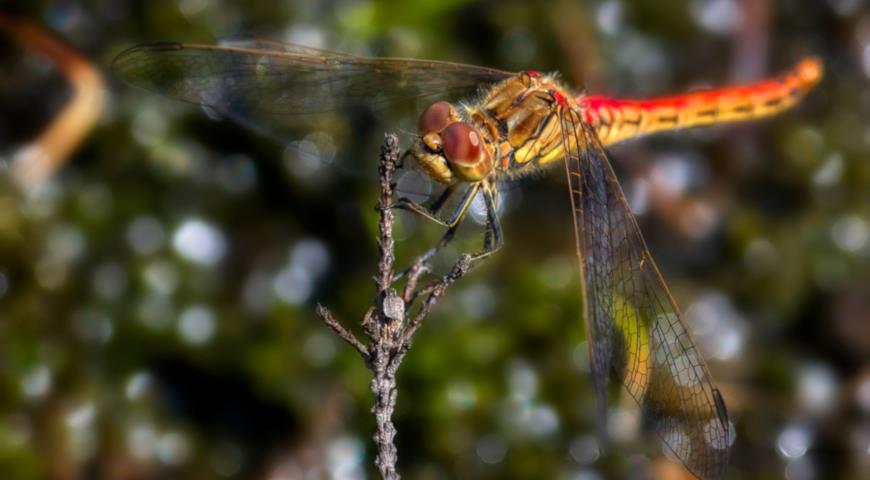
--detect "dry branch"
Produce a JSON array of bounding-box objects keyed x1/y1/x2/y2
[{"x1": 315, "y1": 133, "x2": 476, "y2": 479}]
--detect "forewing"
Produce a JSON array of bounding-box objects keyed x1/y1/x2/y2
[
  {"x1": 559, "y1": 107, "x2": 732, "y2": 479},
  {"x1": 111, "y1": 40, "x2": 514, "y2": 142}
]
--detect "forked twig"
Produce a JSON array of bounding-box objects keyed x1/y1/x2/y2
[
  {"x1": 315, "y1": 133, "x2": 476, "y2": 480},
  {"x1": 314, "y1": 303, "x2": 369, "y2": 359}
]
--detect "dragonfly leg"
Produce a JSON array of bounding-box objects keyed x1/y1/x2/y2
[
  {"x1": 396, "y1": 206, "x2": 463, "y2": 280},
  {"x1": 393, "y1": 182, "x2": 480, "y2": 228},
  {"x1": 397, "y1": 149, "x2": 414, "y2": 169},
  {"x1": 409, "y1": 225, "x2": 458, "y2": 269},
  {"x1": 427, "y1": 185, "x2": 457, "y2": 213},
  {"x1": 392, "y1": 185, "x2": 476, "y2": 281},
  {"x1": 469, "y1": 182, "x2": 503, "y2": 262},
  {"x1": 393, "y1": 181, "x2": 501, "y2": 267}
]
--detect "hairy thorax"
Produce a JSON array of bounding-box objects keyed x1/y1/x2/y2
[
  {"x1": 412, "y1": 71, "x2": 575, "y2": 185},
  {"x1": 468, "y1": 71, "x2": 573, "y2": 179}
]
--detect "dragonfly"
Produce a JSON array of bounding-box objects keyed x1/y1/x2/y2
[{"x1": 112, "y1": 40, "x2": 822, "y2": 479}]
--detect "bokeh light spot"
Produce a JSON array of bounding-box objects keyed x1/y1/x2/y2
[
  {"x1": 777, "y1": 423, "x2": 812, "y2": 459},
  {"x1": 127, "y1": 216, "x2": 165, "y2": 255},
  {"x1": 178, "y1": 305, "x2": 217, "y2": 345},
  {"x1": 476, "y1": 435, "x2": 508, "y2": 464},
  {"x1": 172, "y1": 219, "x2": 227, "y2": 266}
]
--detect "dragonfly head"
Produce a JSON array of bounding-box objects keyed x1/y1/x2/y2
[{"x1": 412, "y1": 101, "x2": 493, "y2": 184}]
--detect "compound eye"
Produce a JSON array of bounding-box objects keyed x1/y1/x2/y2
[
  {"x1": 418, "y1": 101, "x2": 453, "y2": 133},
  {"x1": 442, "y1": 122, "x2": 483, "y2": 167}
]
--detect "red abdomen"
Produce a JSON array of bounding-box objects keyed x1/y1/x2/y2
[{"x1": 582, "y1": 57, "x2": 823, "y2": 146}]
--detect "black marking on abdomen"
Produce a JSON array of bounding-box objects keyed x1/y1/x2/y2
[
  {"x1": 655, "y1": 114, "x2": 678, "y2": 125},
  {"x1": 696, "y1": 109, "x2": 716, "y2": 118},
  {"x1": 622, "y1": 115, "x2": 641, "y2": 126},
  {"x1": 763, "y1": 98, "x2": 782, "y2": 108}
]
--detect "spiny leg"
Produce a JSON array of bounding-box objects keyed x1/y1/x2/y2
[
  {"x1": 469, "y1": 181, "x2": 503, "y2": 263},
  {"x1": 394, "y1": 180, "x2": 502, "y2": 268},
  {"x1": 392, "y1": 182, "x2": 480, "y2": 228},
  {"x1": 396, "y1": 149, "x2": 415, "y2": 169},
  {"x1": 392, "y1": 183, "x2": 479, "y2": 281},
  {"x1": 428, "y1": 185, "x2": 456, "y2": 213},
  {"x1": 412, "y1": 183, "x2": 481, "y2": 264}
]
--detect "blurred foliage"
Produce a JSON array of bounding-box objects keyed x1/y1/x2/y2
[{"x1": 0, "y1": 0, "x2": 869, "y2": 479}]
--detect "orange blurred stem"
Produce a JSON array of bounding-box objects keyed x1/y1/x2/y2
[{"x1": 0, "y1": 13, "x2": 105, "y2": 187}]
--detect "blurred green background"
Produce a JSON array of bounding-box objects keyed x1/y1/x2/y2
[{"x1": 1, "y1": 0, "x2": 868, "y2": 479}]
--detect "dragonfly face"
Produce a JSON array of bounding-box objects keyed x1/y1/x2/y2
[{"x1": 412, "y1": 100, "x2": 495, "y2": 184}]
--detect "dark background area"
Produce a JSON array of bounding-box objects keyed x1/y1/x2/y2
[{"x1": 0, "y1": 0, "x2": 868, "y2": 479}]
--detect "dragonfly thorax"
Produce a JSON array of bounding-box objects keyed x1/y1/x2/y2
[{"x1": 411, "y1": 73, "x2": 573, "y2": 185}]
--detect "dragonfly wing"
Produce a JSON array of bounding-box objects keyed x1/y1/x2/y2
[
  {"x1": 111, "y1": 41, "x2": 514, "y2": 142},
  {"x1": 559, "y1": 107, "x2": 732, "y2": 479}
]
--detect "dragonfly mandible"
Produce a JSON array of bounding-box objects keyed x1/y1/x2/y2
[{"x1": 112, "y1": 40, "x2": 823, "y2": 480}]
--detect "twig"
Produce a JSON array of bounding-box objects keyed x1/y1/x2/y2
[
  {"x1": 396, "y1": 255, "x2": 471, "y2": 357},
  {"x1": 315, "y1": 133, "x2": 478, "y2": 479},
  {"x1": 401, "y1": 257, "x2": 427, "y2": 304},
  {"x1": 375, "y1": 135, "x2": 399, "y2": 292},
  {"x1": 315, "y1": 303, "x2": 368, "y2": 360}
]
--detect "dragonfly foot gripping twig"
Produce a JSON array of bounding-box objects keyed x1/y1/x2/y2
[{"x1": 315, "y1": 133, "x2": 474, "y2": 480}]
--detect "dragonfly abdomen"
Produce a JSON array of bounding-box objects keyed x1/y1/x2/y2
[{"x1": 582, "y1": 57, "x2": 823, "y2": 146}]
